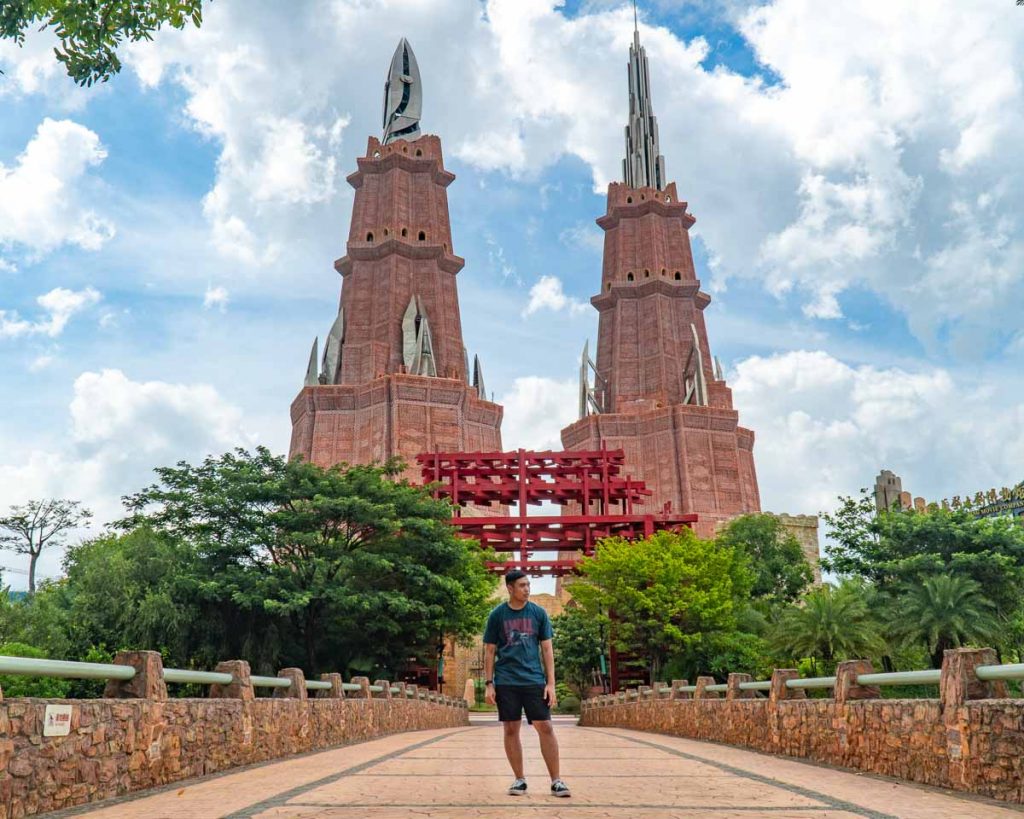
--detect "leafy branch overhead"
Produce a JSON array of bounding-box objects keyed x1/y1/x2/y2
[{"x1": 0, "y1": 0, "x2": 205, "y2": 86}]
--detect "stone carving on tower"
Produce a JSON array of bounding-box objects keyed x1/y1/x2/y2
[
  {"x1": 290, "y1": 39, "x2": 503, "y2": 478},
  {"x1": 561, "y1": 16, "x2": 761, "y2": 538}
]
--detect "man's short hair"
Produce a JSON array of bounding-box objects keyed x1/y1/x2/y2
[{"x1": 505, "y1": 569, "x2": 527, "y2": 587}]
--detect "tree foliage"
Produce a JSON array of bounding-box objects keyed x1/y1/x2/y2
[
  {"x1": 893, "y1": 574, "x2": 1000, "y2": 669},
  {"x1": 119, "y1": 447, "x2": 496, "y2": 676},
  {"x1": 716, "y1": 514, "x2": 812, "y2": 605},
  {"x1": 770, "y1": 581, "x2": 886, "y2": 674},
  {"x1": 551, "y1": 607, "x2": 604, "y2": 698},
  {"x1": 0, "y1": 498, "x2": 91, "y2": 593},
  {"x1": 570, "y1": 529, "x2": 749, "y2": 682},
  {"x1": 0, "y1": 0, "x2": 205, "y2": 86}
]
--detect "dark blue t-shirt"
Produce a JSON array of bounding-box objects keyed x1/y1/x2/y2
[{"x1": 483, "y1": 601, "x2": 553, "y2": 686}]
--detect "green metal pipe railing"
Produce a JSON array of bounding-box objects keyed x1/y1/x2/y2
[{"x1": 0, "y1": 654, "x2": 462, "y2": 703}]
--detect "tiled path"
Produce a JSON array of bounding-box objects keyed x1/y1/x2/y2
[{"x1": 58, "y1": 717, "x2": 1023, "y2": 818}]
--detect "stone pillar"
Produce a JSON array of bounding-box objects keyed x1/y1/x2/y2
[
  {"x1": 768, "y1": 669, "x2": 805, "y2": 704},
  {"x1": 726, "y1": 673, "x2": 755, "y2": 700},
  {"x1": 639, "y1": 685, "x2": 653, "y2": 700},
  {"x1": 318, "y1": 672, "x2": 344, "y2": 699},
  {"x1": 694, "y1": 676, "x2": 719, "y2": 700},
  {"x1": 210, "y1": 660, "x2": 254, "y2": 701},
  {"x1": 350, "y1": 676, "x2": 372, "y2": 699},
  {"x1": 940, "y1": 647, "x2": 1007, "y2": 708},
  {"x1": 393, "y1": 682, "x2": 407, "y2": 699},
  {"x1": 103, "y1": 650, "x2": 168, "y2": 700},
  {"x1": 274, "y1": 668, "x2": 307, "y2": 700},
  {"x1": 373, "y1": 679, "x2": 392, "y2": 700},
  {"x1": 669, "y1": 679, "x2": 689, "y2": 700},
  {"x1": 625, "y1": 688, "x2": 639, "y2": 702},
  {"x1": 835, "y1": 660, "x2": 878, "y2": 704},
  {"x1": 406, "y1": 684, "x2": 418, "y2": 702}
]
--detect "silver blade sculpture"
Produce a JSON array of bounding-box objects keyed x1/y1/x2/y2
[
  {"x1": 383, "y1": 38, "x2": 422, "y2": 144},
  {"x1": 320, "y1": 302, "x2": 345, "y2": 385},
  {"x1": 304, "y1": 338, "x2": 319, "y2": 387},
  {"x1": 401, "y1": 295, "x2": 438, "y2": 376}
]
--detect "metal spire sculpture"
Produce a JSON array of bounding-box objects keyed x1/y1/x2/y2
[
  {"x1": 622, "y1": 3, "x2": 666, "y2": 190},
  {"x1": 383, "y1": 38, "x2": 422, "y2": 144}
]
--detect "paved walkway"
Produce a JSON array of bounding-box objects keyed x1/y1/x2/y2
[{"x1": 59, "y1": 718, "x2": 1023, "y2": 818}]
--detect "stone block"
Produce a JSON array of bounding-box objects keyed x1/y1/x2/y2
[
  {"x1": 769, "y1": 669, "x2": 805, "y2": 703},
  {"x1": 727, "y1": 673, "x2": 756, "y2": 700},
  {"x1": 103, "y1": 651, "x2": 167, "y2": 701},
  {"x1": 273, "y1": 668, "x2": 307, "y2": 700},
  {"x1": 350, "y1": 676, "x2": 372, "y2": 699},
  {"x1": 835, "y1": 660, "x2": 879, "y2": 703},
  {"x1": 406, "y1": 684, "x2": 418, "y2": 701},
  {"x1": 670, "y1": 678, "x2": 690, "y2": 701},
  {"x1": 941, "y1": 647, "x2": 1008, "y2": 710},
  {"x1": 373, "y1": 679, "x2": 392, "y2": 700},
  {"x1": 694, "y1": 676, "x2": 719, "y2": 700},
  {"x1": 318, "y1": 673, "x2": 344, "y2": 699},
  {"x1": 210, "y1": 660, "x2": 254, "y2": 701},
  {"x1": 393, "y1": 682, "x2": 406, "y2": 699}
]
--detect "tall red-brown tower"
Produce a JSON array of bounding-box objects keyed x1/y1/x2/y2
[
  {"x1": 290, "y1": 40, "x2": 502, "y2": 476},
  {"x1": 561, "y1": 25, "x2": 760, "y2": 538}
]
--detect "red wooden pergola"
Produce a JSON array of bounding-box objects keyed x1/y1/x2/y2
[{"x1": 416, "y1": 446, "x2": 697, "y2": 576}]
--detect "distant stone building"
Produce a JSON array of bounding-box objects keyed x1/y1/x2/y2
[{"x1": 772, "y1": 513, "x2": 822, "y2": 585}]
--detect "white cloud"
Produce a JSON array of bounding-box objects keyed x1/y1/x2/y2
[
  {"x1": 559, "y1": 222, "x2": 604, "y2": 254},
  {"x1": 0, "y1": 369, "x2": 255, "y2": 586},
  {"x1": 203, "y1": 285, "x2": 230, "y2": 312},
  {"x1": 0, "y1": 28, "x2": 96, "y2": 109},
  {"x1": 523, "y1": 275, "x2": 589, "y2": 317},
  {"x1": 498, "y1": 376, "x2": 578, "y2": 451},
  {"x1": 0, "y1": 286, "x2": 101, "y2": 338},
  {"x1": 0, "y1": 119, "x2": 114, "y2": 260},
  {"x1": 731, "y1": 350, "x2": 1024, "y2": 516}
]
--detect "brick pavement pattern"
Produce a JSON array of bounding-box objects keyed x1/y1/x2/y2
[{"x1": 58, "y1": 718, "x2": 1021, "y2": 818}]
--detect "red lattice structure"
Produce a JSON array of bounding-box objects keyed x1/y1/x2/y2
[{"x1": 416, "y1": 446, "x2": 697, "y2": 576}]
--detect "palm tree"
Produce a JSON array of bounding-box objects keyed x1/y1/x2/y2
[
  {"x1": 894, "y1": 574, "x2": 999, "y2": 669},
  {"x1": 771, "y1": 581, "x2": 886, "y2": 674}
]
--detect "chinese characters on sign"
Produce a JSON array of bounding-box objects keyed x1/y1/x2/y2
[{"x1": 42, "y1": 704, "x2": 73, "y2": 737}]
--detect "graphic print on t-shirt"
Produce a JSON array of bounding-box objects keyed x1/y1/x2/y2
[{"x1": 503, "y1": 617, "x2": 534, "y2": 647}]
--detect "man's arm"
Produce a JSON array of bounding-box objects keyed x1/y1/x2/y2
[
  {"x1": 540, "y1": 638, "x2": 557, "y2": 708},
  {"x1": 483, "y1": 642, "x2": 496, "y2": 705}
]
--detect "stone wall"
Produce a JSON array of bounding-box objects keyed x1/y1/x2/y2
[
  {"x1": 0, "y1": 656, "x2": 468, "y2": 817},
  {"x1": 580, "y1": 649, "x2": 1024, "y2": 805}
]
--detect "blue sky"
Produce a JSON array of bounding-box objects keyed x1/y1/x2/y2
[{"x1": 2, "y1": 0, "x2": 1024, "y2": 587}]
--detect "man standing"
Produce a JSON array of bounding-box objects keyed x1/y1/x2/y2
[{"x1": 483, "y1": 570, "x2": 571, "y2": 798}]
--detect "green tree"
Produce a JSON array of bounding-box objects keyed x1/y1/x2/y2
[
  {"x1": 570, "y1": 529, "x2": 749, "y2": 683},
  {"x1": 551, "y1": 607, "x2": 604, "y2": 698},
  {"x1": 893, "y1": 574, "x2": 1000, "y2": 669},
  {"x1": 822, "y1": 492, "x2": 1024, "y2": 611},
  {"x1": 716, "y1": 514, "x2": 813, "y2": 605},
  {"x1": 0, "y1": 0, "x2": 205, "y2": 86},
  {"x1": 0, "y1": 498, "x2": 92, "y2": 593},
  {"x1": 121, "y1": 447, "x2": 496, "y2": 676},
  {"x1": 771, "y1": 581, "x2": 886, "y2": 675}
]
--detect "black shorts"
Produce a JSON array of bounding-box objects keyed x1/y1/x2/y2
[{"x1": 495, "y1": 684, "x2": 551, "y2": 723}]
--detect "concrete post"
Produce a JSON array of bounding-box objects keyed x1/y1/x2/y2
[
  {"x1": 835, "y1": 660, "x2": 878, "y2": 703},
  {"x1": 393, "y1": 682, "x2": 407, "y2": 699},
  {"x1": 103, "y1": 650, "x2": 167, "y2": 700},
  {"x1": 274, "y1": 668, "x2": 307, "y2": 700},
  {"x1": 373, "y1": 679, "x2": 392, "y2": 700},
  {"x1": 210, "y1": 660, "x2": 254, "y2": 701},
  {"x1": 670, "y1": 679, "x2": 689, "y2": 701},
  {"x1": 726, "y1": 673, "x2": 755, "y2": 700},
  {"x1": 694, "y1": 676, "x2": 719, "y2": 700},
  {"x1": 406, "y1": 684, "x2": 418, "y2": 701},
  {"x1": 625, "y1": 688, "x2": 639, "y2": 702},
  {"x1": 768, "y1": 669, "x2": 805, "y2": 704},
  {"x1": 350, "y1": 676, "x2": 372, "y2": 699},
  {"x1": 639, "y1": 685, "x2": 653, "y2": 700}
]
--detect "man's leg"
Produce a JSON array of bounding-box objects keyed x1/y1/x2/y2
[
  {"x1": 502, "y1": 719, "x2": 525, "y2": 779},
  {"x1": 532, "y1": 719, "x2": 560, "y2": 780}
]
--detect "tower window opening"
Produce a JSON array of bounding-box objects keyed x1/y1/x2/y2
[
  {"x1": 366, "y1": 232, "x2": 374, "y2": 242},
  {"x1": 607, "y1": 283, "x2": 611, "y2": 291},
  {"x1": 644, "y1": 269, "x2": 650, "y2": 278},
  {"x1": 626, "y1": 272, "x2": 634, "y2": 282},
  {"x1": 665, "y1": 195, "x2": 671, "y2": 203},
  {"x1": 373, "y1": 151, "x2": 381, "y2": 158},
  {"x1": 401, "y1": 228, "x2": 408, "y2": 237},
  {"x1": 661, "y1": 268, "x2": 667, "y2": 276},
  {"x1": 674, "y1": 271, "x2": 681, "y2": 281},
  {"x1": 402, "y1": 146, "x2": 408, "y2": 153},
  {"x1": 418, "y1": 231, "x2": 426, "y2": 241},
  {"x1": 641, "y1": 194, "x2": 646, "y2": 201},
  {"x1": 626, "y1": 196, "x2": 633, "y2": 204},
  {"x1": 383, "y1": 228, "x2": 389, "y2": 236},
  {"x1": 415, "y1": 148, "x2": 423, "y2": 157}
]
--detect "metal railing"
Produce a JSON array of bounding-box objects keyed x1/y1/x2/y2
[
  {"x1": 0, "y1": 655, "x2": 460, "y2": 702},
  {"x1": 661, "y1": 662, "x2": 1024, "y2": 698}
]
